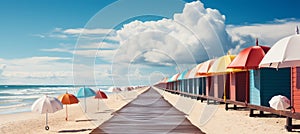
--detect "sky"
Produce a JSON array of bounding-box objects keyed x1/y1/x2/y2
[{"x1": 0, "y1": 0, "x2": 299, "y2": 86}]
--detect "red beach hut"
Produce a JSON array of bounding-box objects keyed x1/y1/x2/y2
[{"x1": 227, "y1": 39, "x2": 270, "y2": 105}]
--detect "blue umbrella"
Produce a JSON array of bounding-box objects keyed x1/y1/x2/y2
[{"x1": 76, "y1": 87, "x2": 96, "y2": 112}]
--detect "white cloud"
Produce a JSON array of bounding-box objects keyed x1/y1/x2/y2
[
  {"x1": 0, "y1": 57, "x2": 74, "y2": 84},
  {"x1": 0, "y1": 56, "x2": 120, "y2": 85},
  {"x1": 227, "y1": 19, "x2": 300, "y2": 54},
  {"x1": 34, "y1": 28, "x2": 116, "y2": 40},
  {"x1": 63, "y1": 28, "x2": 115, "y2": 35},
  {"x1": 40, "y1": 48, "x2": 71, "y2": 53},
  {"x1": 48, "y1": 34, "x2": 68, "y2": 39},
  {"x1": 112, "y1": 1, "x2": 231, "y2": 66},
  {"x1": 77, "y1": 42, "x2": 119, "y2": 49},
  {"x1": 47, "y1": 1, "x2": 232, "y2": 67},
  {"x1": 11, "y1": 56, "x2": 72, "y2": 65}
]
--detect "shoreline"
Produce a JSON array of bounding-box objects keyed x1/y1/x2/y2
[
  {"x1": 0, "y1": 87, "x2": 149, "y2": 134},
  {"x1": 1, "y1": 86, "x2": 297, "y2": 133}
]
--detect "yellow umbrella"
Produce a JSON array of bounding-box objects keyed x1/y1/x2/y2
[
  {"x1": 208, "y1": 54, "x2": 245, "y2": 101},
  {"x1": 208, "y1": 55, "x2": 243, "y2": 74}
]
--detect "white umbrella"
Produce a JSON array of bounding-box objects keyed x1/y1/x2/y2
[
  {"x1": 260, "y1": 32, "x2": 300, "y2": 68},
  {"x1": 269, "y1": 95, "x2": 290, "y2": 110},
  {"x1": 108, "y1": 87, "x2": 122, "y2": 92},
  {"x1": 31, "y1": 95, "x2": 63, "y2": 130}
]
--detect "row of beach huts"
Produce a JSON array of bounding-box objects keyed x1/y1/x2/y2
[{"x1": 155, "y1": 30, "x2": 300, "y2": 131}]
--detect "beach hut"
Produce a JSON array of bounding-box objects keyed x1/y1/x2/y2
[
  {"x1": 249, "y1": 68, "x2": 291, "y2": 107},
  {"x1": 197, "y1": 59, "x2": 215, "y2": 98},
  {"x1": 154, "y1": 77, "x2": 168, "y2": 89},
  {"x1": 177, "y1": 70, "x2": 189, "y2": 94},
  {"x1": 185, "y1": 64, "x2": 199, "y2": 95},
  {"x1": 167, "y1": 73, "x2": 180, "y2": 93},
  {"x1": 259, "y1": 30, "x2": 300, "y2": 131},
  {"x1": 182, "y1": 69, "x2": 193, "y2": 95},
  {"x1": 166, "y1": 76, "x2": 173, "y2": 91},
  {"x1": 227, "y1": 40, "x2": 270, "y2": 104},
  {"x1": 208, "y1": 54, "x2": 241, "y2": 101},
  {"x1": 228, "y1": 71, "x2": 247, "y2": 102},
  {"x1": 193, "y1": 64, "x2": 206, "y2": 96}
]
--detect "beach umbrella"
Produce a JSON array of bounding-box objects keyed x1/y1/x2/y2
[
  {"x1": 95, "y1": 89, "x2": 108, "y2": 111},
  {"x1": 196, "y1": 59, "x2": 215, "y2": 76},
  {"x1": 109, "y1": 87, "x2": 122, "y2": 92},
  {"x1": 228, "y1": 39, "x2": 270, "y2": 69},
  {"x1": 208, "y1": 54, "x2": 242, "y2": 74},
  {"x1": 160, "y1": 77, "x2": 169, "y2": 83},
  {"x1": 168, "y1": 73, "x2": 180, "y2": 82},
  {"x1": 260, "y1": 32, "x2": 300, "y2": 68},
  {"x1": 31, "y1": 95, "x2": 63, "y2": 130},
  {"x1": 269, "y1": 95, "x2": 290, "y2": 110},
  {"x1": 188, "y1": 63, "x2": 202, "y2": 78},
  {"x1": 177, "y1": 70, "x2": 189, "y2": 80},
  {"x1": 58, "y1": 92, "x2": 79, "y2": 121},
  {"x1": 76, "y1": 87, "x2": 96, "y2": 113},
  {"x1": 123, "y1": 86, "x2": 134, "y2": 91}
]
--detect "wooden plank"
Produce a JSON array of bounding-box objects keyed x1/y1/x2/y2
[
  {"x1": 91, "y1": 87, "x2": 204, "y2": 134},
  {"x1": 246, "y1": 104, "x2": 300, "y2": 120}
]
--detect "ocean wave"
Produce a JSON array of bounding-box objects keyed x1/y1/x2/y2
[
  {"x1": 38, "y1": 87, "x2": 75, "y2": 90},
  {"x1": 0, "y1": 95, "x2": 41, "y2": 100},
  {"x1": 0, "y1": 99, "x2": 23, "y2": 104},
  {"x1": 0, "y1": 103, "x2": 29, "y2": 110}
]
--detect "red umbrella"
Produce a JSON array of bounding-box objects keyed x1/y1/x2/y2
[
  {"x1": 95, "y1": 89, "x2": 108, "y2": 111},
  {"x1": 227, "y1": 39, "x2": 270, "y2": 69}
]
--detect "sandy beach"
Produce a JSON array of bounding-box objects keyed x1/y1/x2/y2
[
  {"x1": 0, "y1": 87, "x2": 149, "y2": 134},
  {"x1": 1, "y1": 86, "x2": 299, "y2": 134},
  {"x1": 153, "y1": 87, "x2": 298, "y2": 134}
]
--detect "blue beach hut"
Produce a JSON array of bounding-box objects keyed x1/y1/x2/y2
[
  {"x1": 177, "y1": 70, "x2": 189, "y2": 93},
  {"x1": 249, "y1": 68, "x2": 291, "y2": 107}
]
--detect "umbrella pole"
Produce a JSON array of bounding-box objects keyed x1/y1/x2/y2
[
  {"x1": 46, "y1": 112, "x2": 48, "y2": 126},
  {"x1": 97, "y1": 99, "x2": 100, "y2": 111},
  {"x1": 45, "y1": 112, "x2": 49, "y2": 130},
  {"x1": 84, "y1": 97, "x2": 87, "y2": 113},
  {"x1": 65, "y1": 105, "x2": 68, "y2": 121}
]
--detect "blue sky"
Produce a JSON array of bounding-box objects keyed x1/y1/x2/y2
[
  {"x1": 0, "y1": 0, "x2": 299, "y2": 85},
  {"x1": 1, "y1": 0, "x2": 299, "y2": 58}
]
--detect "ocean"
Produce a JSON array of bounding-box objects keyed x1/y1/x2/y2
[{"x1": 0, "y1": 85, "x2": 112, "y2": 115}]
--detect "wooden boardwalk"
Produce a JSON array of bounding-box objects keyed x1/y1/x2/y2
[{"x1": 91, "y1": 87, "x2": 204, "y2": 134}]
